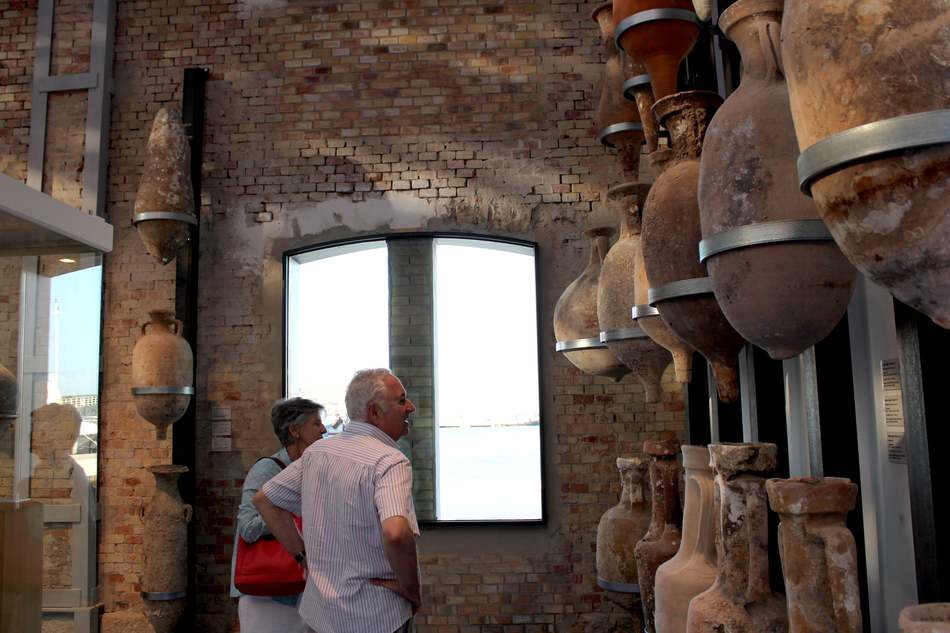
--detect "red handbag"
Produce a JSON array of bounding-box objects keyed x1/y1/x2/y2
[{"x1": 234, "y1": 458, "x2": 306, "y2": 596}]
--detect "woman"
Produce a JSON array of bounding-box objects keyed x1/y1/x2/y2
[{"x1": 230, "y1": 397, "x2": 326, "y2": 632}]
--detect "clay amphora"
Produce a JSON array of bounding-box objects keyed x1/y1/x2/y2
[
  {"x1": 593, "y1": 2, "x2": 644, "y2": 179},
  {"x1": 633, "y1": 228, "x2": 693, "y2": 384},
  {"x1": 0, "y1": 362, "x2": 16, "y2": 421},
  {"x1": 766, "y1": 477, "x2": 862, "y2": 633},
  {"x1": 900, "y1": 604, "x2": 950, "y2": 632},
  {"x1": 641, "y1": 92, "x2": 745, "y2": 402},
  {"x1": 142, "y1": 464, "x2": 192, "y2": 633},
  {"x1": 131, "y1": 310, "x2": 194, "y2": 439},
  {"x1": 687, "y1": 443, "x2": 788, "y2": 633},
  {"x1": 635, "y1": 439, "x2": 682, "y2": 633},
  {"x1": 613, "y1": 0, "x2": 700, "y2": 100},
  {"x1": 597, "y1": 457, "x2": 652, "y2": 629},
  {"x1": 654, "y1": 445, "x2": 717, "y2": 633},
  {"x1": 554, "y1": 229, "x2": 630, "y2": 380},
  {"x1": 623, "y1": 55, "x2": 660, "y2": 154},
  {"x1": 133, "y1": 108, "x2": 195, "y2": 265},
  {"x1": 692, "y1": 0, "x2": 711, "y2": 21},
  {"x1": 781, "y1": 1, "x2": 950, "y2": 328},
  {"x1": 597, "y1": 183, "x2": 672, "y2": 402},
  {"x1": 698, "y1": 0, "x2": 855, "y2": 360}
]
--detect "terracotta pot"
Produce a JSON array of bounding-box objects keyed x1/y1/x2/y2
[
  {"x1": 133, "y1": 108, "x2": 195, "y2": 265},
  {"x1": 654, "y1": 445, "x2": 717, "y2": 633},
  {"x1": 698, "y1": 0, "x2": 855, "y2": 360},
  {"x1": 766, "y1": 477, "x2": 862, "y2": 633},
  {"x1": 142, "y1": 464, "x2": 191, "y2": 633},
  {"x1": 593, "y1": 3, "x2": 645, "y2": 180},
  {"x1": 781, "y1": 1, "x2": 950, "y2": 328},
  {"x1": 641, "y1": 91, "x2": 745, "y2": 402},
  {"x1": 692, "y1": 0, "x2": 712, "y2": 21},
  {"x1": 554, "y1": 228, "x2": 630, "y2": 381},
  {"x1": 635, "y1": 439, "x2": 682, "y2": 633},
  {"x1": 687, "y1": 443, "x2": 787, "y2": 633},
  {"x1": 900, "y1": 604, "x2": 950, "y2": 632},
  {"x1": 131, "y1": 310, "x2": 194, "y2": 439},
  {"x1": 597, "y1": 457, "x2": 651, "y2": 628},
  {"x1": 613, "y1": 0, "x2": 700, "y2": 100},
  {"x1": 597, "y1": 183, "x2": 672, "y2": 402},
  {"x1": 633, "y1": 231, "x2": 693, "y2": 383},
  {"x1": 0, "y1": 362, "x2": 16, "y2": 422}
]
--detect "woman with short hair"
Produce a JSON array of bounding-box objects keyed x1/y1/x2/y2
[{"x1": 230, "y1": 397, "x2": 326, "y2": 633}]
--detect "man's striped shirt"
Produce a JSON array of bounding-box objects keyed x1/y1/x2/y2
[{"x1": 262, "y1": 421, "x2": 419, "y2": 633}]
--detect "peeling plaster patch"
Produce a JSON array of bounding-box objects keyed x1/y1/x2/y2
[
  {"x1": 239, "y1": 0, "x2": 287, "y2": 9},
  {"x1": 292, "y1": 192, "x2": 441, "y2": 235},
  {"x1": 860, "y1": 199, "x2": 911, "y2": 234}
]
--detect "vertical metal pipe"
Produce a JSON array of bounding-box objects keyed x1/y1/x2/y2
[
  {"x1": 739, "y1": 344, "x2": 758, "y2": 442},
  {"x1": 800, "y1": 346, "x2": 823, "y2": 478},
  {"x1": 783, "y1": 355, "x2": 809, "y2": 477},
  {"x1": 708, "y1": 363, "x2": 720, "y2": 443}
]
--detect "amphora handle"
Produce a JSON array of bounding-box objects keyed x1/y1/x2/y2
[
  {"x1": 810, "y1": 523, "x2": 862, "y2": 633},
  {"x1": 756, "y1": 20, "x2": 784, "y2": 79}
]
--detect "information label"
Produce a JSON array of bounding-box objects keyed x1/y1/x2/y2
[{"x1": 881, "y1": 359, "x2": 906, "y2": 463}]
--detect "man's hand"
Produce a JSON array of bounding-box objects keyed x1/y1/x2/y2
[
  {"x1": 377, "y1": 516, "x2": 421, "y2": 613},
  {"x1": 369, "y1": 578, "x2": 420, "y2": 614},
  {"x1": 251, "y1": 491, "x2": 306, "y2": 564}
]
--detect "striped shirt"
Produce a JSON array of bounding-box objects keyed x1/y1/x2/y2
[{"x1": 262, "y1": 421, "x2": 419, "y2": 633}]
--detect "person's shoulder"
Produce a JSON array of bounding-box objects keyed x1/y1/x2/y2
[{"x1": 246, "y1": 453, "x2": 285, "y2": 479}]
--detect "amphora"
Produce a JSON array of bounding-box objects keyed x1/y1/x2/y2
[
  {"x1": 597, "y1": 183, "x2": 672, "y2": 402},
  {"x1": 131, "y1": 310, "x2": 194, "y2": 439},
  {"x1": 698, "y1": 0, "x2": 855, "y2": 359},
  {"x1": 782, "y1": 0, "x2": 950, "y2": 328},
  {"x1": 900, "y1": 604, "x2": 950, "y2": 632},
  {"x1": 766, "y1": 477, "x2": 862, "y2": 633},
  {"x1": 654, "y1": 445, "x2": 717, "y2": 633}
]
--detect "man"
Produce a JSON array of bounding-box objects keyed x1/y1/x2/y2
[{"x1": 253, "y1": 368, "x2": 421, "y2": 633}]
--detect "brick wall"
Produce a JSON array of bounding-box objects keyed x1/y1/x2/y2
[{"x1": 3, "y1": 1, "x2": 687, "y2": 631}]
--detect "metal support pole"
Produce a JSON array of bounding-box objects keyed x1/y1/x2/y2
[
  {"x1": 707, "y1": 363, "x2": 720, "y2": 444},
  {"x1": 800, "y1": 346, "x2": 823, "y2": 478},
  {"x1": 739, "y1": 344, "x2": 758, "y2": 442}
]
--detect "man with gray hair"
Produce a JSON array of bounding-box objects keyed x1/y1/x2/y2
[{"x1": 254, "y1": 369, "x2": 420, "y2": 633}]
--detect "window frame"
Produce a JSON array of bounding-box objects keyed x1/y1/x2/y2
[{"x1": 283, "y1": 232, "x2": 547, "y2": 527}]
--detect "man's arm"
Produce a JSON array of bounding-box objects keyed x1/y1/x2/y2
[
  {"x1": 251, "y1": 491, "x2": 306, "y2": 565},
  {"x1": 374, "y1": 515, "x2": 421, "y2": 613}
]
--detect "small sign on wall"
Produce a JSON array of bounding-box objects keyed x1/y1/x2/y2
[
  {"x1": 881, "y1": 359, "x2": 906, "y2": 464},
  {"x1": 210, "y1": 403, "x2": 233, "y2": 452}
]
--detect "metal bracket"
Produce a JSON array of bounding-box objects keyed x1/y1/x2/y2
[
  {"x1": 797, "y1": 109, "x2": 950, "y2": 196},
  {"x1": 622, "y1": 73, "x2": 652, "y2": 101},
  {"x1": 132, "y1": 211, "x2": 198, "y2": 226},
  {"x1": 597, "y1": 578, "x2": 641, "y2": 594},
  {"x1": 598, "y1": 122, "x2": 645, "y2": 148},
  {"x1": 555, "y1": 336, "x2": 606, "y2": 352},
  {"x1": 698, "y1": 219, "x2": 833, "y2": 263},
  {"x1": 131, "y1": 386, "x2": 195, "y2": 396},
  {"x1": 600, "y1": 327, "x2": 648, "y2": 343},
  {"x1": 631, "y1": 304, "x2": 660, "y2": 319},
  {"x1": 648, "y1": 277, "x2": 713, "y2": 305},
  {"x1": 615, "y1": 8, "x2": 701, "y2": 50}
]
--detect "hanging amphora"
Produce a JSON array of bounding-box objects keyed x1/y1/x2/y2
[
  {"x1": 597, "y1": 457, "x2": 651, "y2": 630},
  {"x1": 593, "y1": 2, "x2": 645, "y2": 179},
  {"x1": 654, "y1": 445, "x2": 717, "y2": 633},
  {"x1": 131, "y1": 310, "x2": 194, "y2": 439},
  {"x1": 132, "y1": 108, "x2": 196, "y2": 265},
  {"x1": 687, "y1": 443, "x2": 788, "y2": 633},
  {"x1": 766, "y1": 477, "x2": 862, "y2": 633},
  {"x1": 141, "y1": 465, "x2": 192, "y2": 633},
  {"x1": 635, "y1": 439, "x2": 682, "y2": 633},
  {"x1": 597, "y1": 183, "x2": 672, "y2": 402},
  {"x1": 697, "y1": 0, "x2": 855, "y2": 360},
  {"x1": 555, "y1": 229, "x2": 630, "y2": 380},
  {"x1": 641, "y1": 92, "x2": 745, "y2": 402},
  {"x1": 782, "y1": 0, "x2": 950, "y2": 328},
  {"x1": 900, "y1": 604, "x2": 950, "y2": 632},
  {"x1": 612, "y1": 0, "x2": 701, "y2": 100}
]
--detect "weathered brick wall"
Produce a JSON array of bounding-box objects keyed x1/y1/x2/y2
[
  {"x1": 4, "y1": 1, "x2": 687, "y2": 631},
  {"x1": 0, "y1": 1, "x2": 35, "y2": 182},
  {"x1": 0, "y1": 257, "x2": 22, "y2": 499}
]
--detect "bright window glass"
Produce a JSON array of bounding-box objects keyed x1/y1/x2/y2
[
  {"x1": 433, "y1": 238, "x2": 541, "y2": 520},
  {"x1": 287, "y1": 241, "x2": 389, "y2": 431}
]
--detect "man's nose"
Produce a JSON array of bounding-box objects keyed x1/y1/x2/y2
[{"x1": 407, "y1": 399, "x2": 416, "y2": 412}]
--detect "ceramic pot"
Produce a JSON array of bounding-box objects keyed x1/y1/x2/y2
[
  {"x1": 622, "y1": 56, "x2": 660, "y2": 154},
  {"x1": 555, "y1": 229, "x2": 630, "y2": 380},
  {"x1": 781, "y1": 1, "x2": 950, "y2": 328},
  {"x1": 613, "y1": 0, "x2": 700, "y2": 100},
  {"x1": 698, "y1": 0, "x2": 855, "y2": 360},
  {"x1": 900, "y1": 604, "x2": 950, "y2": 632},
  {"x1": 633, "y1": 229, "x2": 693, "y2": 384},
  {"x1": 641, "y1": 91, "x2": 745, "y2": 402},
  {"x1": 593, "y1": 3, "x2": 645, "y2": 179},
  {"x1": 597, "y1": 183, "x2": 672, "y2": 402},
  {"x1": 635, "y1": 439, "x2": 682, "y2": 633},
  {"x1": 133, "y1": 108, "x2": 195, "y2": 265},
  {"x1": 131, "y1": 310, "x2": 194, "y2": 439},
  {"x1": 142, "y1": 464, "x2": 191, "y2": 633},
  {"x1": 687, "y1": 443, "x2": 787, "y2": 633},
  {"x1": 767, "y1": 477, "x2": 862, "y2": 633},
  {"x1": 654, "y1": 445, "x2": 717, "y2": 633},
  {"x1": 597, "y1": 457, "x2": 651, "y2": 628},
  {"x1": 0, "y1": 362, "x2": 16, "y2": 423},
  {"x1": 692, "y1": 0, "x2": 712, "y2": 21}
]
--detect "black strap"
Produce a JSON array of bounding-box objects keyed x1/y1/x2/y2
[{"x1": 255, "y1": 456, "x2": 287, "y2": 470}]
